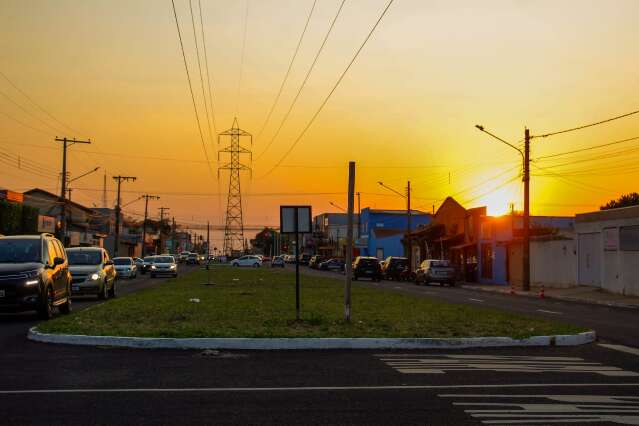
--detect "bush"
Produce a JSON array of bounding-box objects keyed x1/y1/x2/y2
[{"x1": 0, "y1": 200, "x2": 39, "y2": 235}]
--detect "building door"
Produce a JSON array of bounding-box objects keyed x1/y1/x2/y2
[{"x1": 578, "y1": 232, "x2": 601, "y2": 287}]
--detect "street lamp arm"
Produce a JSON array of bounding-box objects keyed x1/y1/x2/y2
[
  {"x1": 475, "y1": 125, "x2": 523, "y2": 157},
  {"x1": 329, "y1": 202, "x2": 346, "y2": 212},
  {"x1": 377, "y1": 181, "x2": 406, "y2": 198},
  {"x1": 68, "y1": 166, "x2": 100, "y2": 183}
]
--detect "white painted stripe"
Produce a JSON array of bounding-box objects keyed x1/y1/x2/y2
[
  {"x1": 1, "y1": 383, "x2": 639, "y2": 395},
  {"x1": 537, "y1": 309, "x2": 562, "y2": 314},
  {"x1": 599, "y1": 343, "x2": 639, "y2": 357},
  {"x1": 469, "y1": 298, "x2": 484, "y2": 302}
]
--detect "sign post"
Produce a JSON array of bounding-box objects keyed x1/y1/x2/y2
[{"x1": 280, "y1": 205, "x2": 312, "y2": 321}]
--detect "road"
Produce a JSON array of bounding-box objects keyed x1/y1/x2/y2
[
  {"x1": 1, "y1": 263, "x2": 639, "y2": 425},
  {"x1": 296, "y1": 264, "x2": 639, "y2": 348}
]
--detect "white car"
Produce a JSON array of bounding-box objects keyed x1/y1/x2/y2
[
  {"x1": 231, "y1": 255, "x2": 262, "y2": 268},
  {"x1": 113, "y1": 257, "x2": 137, "y2": 279},
  {"x1": 150, "y1": 255, "x2": 178, "y2": 278}
]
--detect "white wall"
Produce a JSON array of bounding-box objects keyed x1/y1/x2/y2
[{"x1": 530, "y1": 239, "x2": 577, "y2": 289}]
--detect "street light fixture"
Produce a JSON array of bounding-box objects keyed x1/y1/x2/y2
[{"x1": 329, "y1": 201, "x2": 346, "y2": 212}]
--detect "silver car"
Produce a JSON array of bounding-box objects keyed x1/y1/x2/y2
[
  {"x1": 150, "y1": 255, "x2": 178, "y2": 278},
  {"x1": 66, "y1": 247, "x2": 117, "y2": 299},
  {"x1": 113, "y1": 257, "x2": 137, "y2": 279}
]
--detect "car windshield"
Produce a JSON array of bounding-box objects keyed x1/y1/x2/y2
[
  {"x1": 113, "y1": 258, "x2": 132, "y2": 265},
  {"x1": 144, "y1": 257, "x2": 155, "y2": 262},
  {"x1": 431, "y1": 260, "x2": 451, "y2": 268},
  {"x1": 359, "y1": 259, "x2": 378, "y2": 266},
  {"x1": 155, "y1": 256, "x2": 174, "y2": 263},
  {"x1": 67, "y1": 251, "x2": 102, "y2": 265},
  {"x1": 0, "y1": 239, "x2": 41, "y2": 263}
]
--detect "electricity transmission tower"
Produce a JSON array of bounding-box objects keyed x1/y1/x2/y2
[{"x1": 218, "y1": 117, "x2": 252, "y2": 256}]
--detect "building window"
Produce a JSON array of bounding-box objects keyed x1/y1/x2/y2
[
  {"x1": 481, "y1": 243, "x2": 493, "y2": 279},
  {"x1": 620, "y1": 225, "x2": 639, "y2": 251}
]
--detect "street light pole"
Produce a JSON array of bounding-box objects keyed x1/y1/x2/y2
[
  {"x1": 112, "y1": 175, "x2": 137, "y2": 257},
  {"x1": 141, "y1": 195, "x2": 160, "y2": 257}
]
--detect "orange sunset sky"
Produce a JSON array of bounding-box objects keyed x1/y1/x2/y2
[{"x1": 2, "y1": 0, "x2": 638, "y2": 242}]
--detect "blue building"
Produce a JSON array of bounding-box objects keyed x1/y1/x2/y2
[{"x1": 358, "y1": 208, "x2": 431, "y2": 259}]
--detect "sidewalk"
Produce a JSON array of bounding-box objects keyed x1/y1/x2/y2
[{"x1": 460, "y1": 283, "x2": 639, "y2": 309}]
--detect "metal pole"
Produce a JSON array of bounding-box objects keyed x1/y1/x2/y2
[
  {"x1": 345, "y1": 161, "x2": 355, "y2": 322},
  {"x1": 295, "y1": 209, "x2": 300, "y2": 321},
  {"x1": 407, "y1": 181, "x2": 412, "y2": 270},
  {"x1": 523, "y1": 128, "x2": 531, "y2": 292},
  {"x1": 60, "y1": 138, "x2": 67, "y2": 244},
  {"x1": 114, "y1": 180, "x2": 122, "y2": 257},
  {"x1": 142, "y1": 196, "x2": 149, "y2": 257}
]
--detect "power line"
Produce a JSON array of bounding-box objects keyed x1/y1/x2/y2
[
  {"x1": 235, "y1": 0, "x2": 250, "y2": 117},
  {"x1": 0, "y1": 109, "x2": 52, "y2": 136},
  {"x1": 189, "y1": 0, "x2": 215, "y2": 149},
  {"x1": 259, "y1": 0, "x2": 396, "y2": 177},
  {"x1": 255, "y1": 0, "x2": 346, "y2": 161},
  {"x1": 255, "y1": 0, "x2": 317, "y2": 141},
  {"x1": 535, "y1": 135, "x2": 639, "y2": 160},
  {"x1": 0, "y1": 89, "x2": 66, "y2": 135},
  {"x1": 534, "y1": 109, "x2": 639, "y2": 139},
  {"x1": 198, "y1": 0, "x2": 217, "y2": 136},
  {"x1": 171, "y1": 0, "x2": 214, "y2": 176}
]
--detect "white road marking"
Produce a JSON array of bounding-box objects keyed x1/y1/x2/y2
[
  {"x1": 469, "y1": 298, "x2": 484, "y2": 302},
  {"x1": 1, "y1": 383, "x2": 639, "y2": 395},
  {"x1": 394, "y1": 286, "x2": 401, "y2": 289},
  {"x1": 599, "y1": 344, "x2": 639, "y2": 357},
  {"x1": 537, "y1": 309, "x2": 562, "y2": 315},
  {"x1": 440, "y1": 394, "x2": 639, "y2": 424},
  {"x1": 377, "y1": 355, "x2": 639, "y2": 377}
]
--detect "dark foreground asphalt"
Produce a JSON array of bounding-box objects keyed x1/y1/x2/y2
[{"x1": 1, "y1": 264, "x2": 639, "y2": 425}]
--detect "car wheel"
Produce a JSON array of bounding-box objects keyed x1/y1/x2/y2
[
  {"x1": 37, "y1": 286, "x2": 55, "y2": 319},
  {"x1": 253, "y1": 263, "x2": 259, "y2": 268},
  {"x1": 109, "y1": 280, "x2": 117, "y2": 298},
  {"x1": 59, "y1": 284, "x2": 72, "y2": 314},
  {"x1": 98, "y1": 281, "x2": 108, "y2": 300}
]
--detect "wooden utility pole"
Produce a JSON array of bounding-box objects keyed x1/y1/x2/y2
[
  {"x1": 523, "y1": 128, "x2": 531, "y2": 292},
  {"x1": 345, "y1": 161, "x2": 355, "y2": 322},
  {"x1": 141, "y1": 194, "x2": 160, "y2": 257},
  {"x1": 56, "y1": 137, "x2": 91, "y2": 245},
  {"x1": 158, "y1": 207, "x2": 170, "y2": 254},
  {"x1": 406, "y1": 181, "x2": 412, "y2": 271},
  {"x1": 112, "y1": 175, "x2": 136, "y2": 257}
]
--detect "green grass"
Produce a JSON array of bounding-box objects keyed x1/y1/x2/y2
[{"x1": 37, "y1": 267, "x2": 585, "y2": 339}]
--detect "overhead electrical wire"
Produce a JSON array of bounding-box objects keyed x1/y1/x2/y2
[
  {"x1": 534, "y1": 109, "x2": 639, "y2": 139},
  {"x1": 462, "y1": 175, "x2": 521, "y2": 206},
  {"x1": 171, "y1": 0, "x2": 214, "y2": 176},
  {"x1": 255, "y1": 0, "x2": 346, "y2": 161},
  {"x1": 535, "y1": 135, "x2": 639, "y2": 160},
  {"x1": 198, "y1": 0, "x2": 217, "y2": 136},
  {"x1": 235, "y1": 0, "x2": 250, "y2": 117},
  {"x1": 0, "y1": 109, "x2": 52, "y2": 136},
  {"x1": 189, "y1": 0, "x2": 216, "y2": 149},
  {"x1": 255, "y1": 0, "x2": 317, "y2": 142},
  {"x1": 258, "y1": 0, "x2": 396, "y2": 177}
]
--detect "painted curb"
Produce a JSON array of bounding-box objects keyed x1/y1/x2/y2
[{"x1": 27, "y1": 327, "x2": 596, "y2": 350}]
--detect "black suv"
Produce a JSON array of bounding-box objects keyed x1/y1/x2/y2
[
  {"x1": 352, "y1": 256, "x2": 382, "y2": 281},
  {"x1": 381, "y1": 256, "x2": 409, "y2": 281},
  {"x1": 0, "y1": 234, "x2": 72, "y2": 319}
]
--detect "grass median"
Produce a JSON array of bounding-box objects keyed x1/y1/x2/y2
[{"x1": 37, "y1": 267, "x2": 585, "y2": 339}]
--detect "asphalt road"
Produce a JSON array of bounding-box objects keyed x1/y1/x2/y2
[
  {"x1": 2, "y1": 263, "x2": 639, "y2": 425},
  {"x1": 295, "y1": 264, "x2": 639, "y2": 347}
]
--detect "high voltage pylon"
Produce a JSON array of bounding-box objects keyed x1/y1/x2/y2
[{"x1": 218, "y1": 117, "x2": 252, "y2": 256}]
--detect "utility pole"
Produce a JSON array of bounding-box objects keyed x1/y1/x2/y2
[
  {"x1": 141, "y1": 194, "x2": 160, "y2": 257},
  {"x1": 102, "y1": 170, "x2": 108, "y2": 208},
  {"x1": 523, "y1": 128, "x2": 531, "y2": 292},
  {"x1": 172, "y1": 217, "x2": 177, "y2": 253},
  {"x1": 207, "y1": 221, "x2": 210, "y2": 257},
  {"x1": 112, "y1": 175, "x2": 136, "y2": 257},
  {"x1": 345, "y1": 161, "x2": 355, "y2": 322},
  {"x1": 158, "y1": 207, "x2": 170, "y2": 254},
  {"x1": 406, "y1": 181, "x2": 412, "y2": 271},
  {"x1": 56, "y1": 137, "x2": 91, "y2": 245}
]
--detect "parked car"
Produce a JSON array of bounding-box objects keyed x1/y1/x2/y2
[
  {"x1": 141, "y1": 256, "x2": 156, "y2": 274},
  {"x1": 178, "y1": 252, "x2": 191, "y2": 263},
  {"x1": 309, "y1": 255, "x2": 325, "y2": 269},
  {"x1": 415, "y1": 259, "x2": 456, "y2": 286},
  {"x1": 298, "y1": 254, "x2": 311, "y2": 265},
  {"x1": 187, "y1": 253, "x2": 200, "y2": 265},
  {"x1": 231, "y1": 255, "x2": 262, "y2": 267},
  {"x1": 271, "y1": 255, "x2": 285, "y2": 268},
  {"x1": 0, "y1": 234, "x2": 72, "y2": 319},
  {"x1": 150, "y1": 255, "x2": 178, "y2": 278},
  {"x1": 352, "y1": 256, "x2": 382, "y2": 281},
  {"x1": 381, "y1": 256, "x2": 409, "y2": 281},
  {"x1": 319, "y1": 258, "x2": 345, "y2": 272},
  {"x1": 66, "y1": 247, "x2": 116, "y2": 299},
  {"x1": 113, "y1": 257, "x2": 137, "y2": 279},
  {"x1": 134, "y1": 257, "x2": 144, "y2": 270},
  {"x1": 261, "y1": 256, "x2": 271, "y2": 263},
  {"x1": 284, "y1": 255, "x2": 296, "y2": 264}
]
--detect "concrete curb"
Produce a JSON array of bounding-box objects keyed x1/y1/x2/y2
[
  {"x1": 27, "y1": 327, "x2": 596, "y2": 350},
  {"x1": 460, "y1": 285, "x2": 639, "y2": 310}
]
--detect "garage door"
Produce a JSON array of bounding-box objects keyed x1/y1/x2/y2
[{"x1": 578, "y1": 232, "x2": 601, "y2": 287}]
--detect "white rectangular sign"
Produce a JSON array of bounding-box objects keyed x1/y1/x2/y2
[{"x1": 280, "y1": 206, "x2": 312, "y2": 234}]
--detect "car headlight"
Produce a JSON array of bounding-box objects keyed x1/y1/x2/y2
[
  {"x1": 151, "y1": 265, "x2": 157, "y2": 270},
  {"x1": 25, "y1": 279, "x2": 39, "y2": 286},
  {"x1": 91, "y1": 273, "x2": 100, "y2": 280},
  {"x1": 170, "y1": 265, "x2": 176, "y2": 269}
]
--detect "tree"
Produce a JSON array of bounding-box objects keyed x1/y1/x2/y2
[
  {"x1": 600, "y1": 192, "x2": 639, "y2": 210},
  {"x1": 250, "y1": 227, "x2": 276, "y2": 255}
]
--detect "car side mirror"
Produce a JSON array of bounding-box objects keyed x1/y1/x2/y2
[
  {"x1": 53, "y1": 257, "x2": 65, "y2": 266},
  {"x1": 105, "y1": 260, "x2": 114, "y2": 266}
]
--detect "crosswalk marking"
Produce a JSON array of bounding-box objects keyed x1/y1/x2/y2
[
  {"x1": 377, "y1": 354, "x2": 639, "y2": 377},
  {"x1": 599, "y1": 344, "x2": 639, "y2": 357},
  {"x1": 440, "y1": 394, "x2": 639, "y2": 424},
  {"x1": 537, "y1": 309, "x2": 563, "y2": 314}
]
